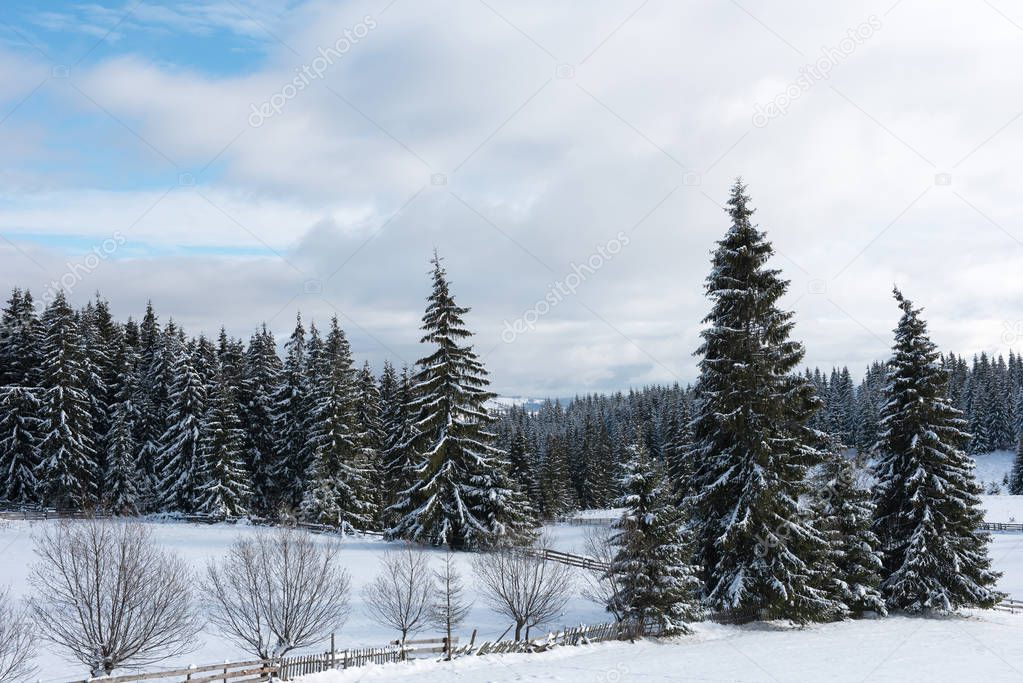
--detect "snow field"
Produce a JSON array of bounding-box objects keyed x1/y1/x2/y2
[
  {"x1": 3, "y1": 510, "x2": 1023, "y2": 681},
  {"x1": 295, "y1": 612, "x2": 1023, "y2": 683}
]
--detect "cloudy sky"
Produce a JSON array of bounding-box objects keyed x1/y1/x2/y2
[{"x1": 0, "y1": 0, "x2": 1022, "y2": 397}]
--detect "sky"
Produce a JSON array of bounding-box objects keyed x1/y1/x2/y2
[{"x1": 1, "y1": 0, "x2": 1022, "y2": 397}]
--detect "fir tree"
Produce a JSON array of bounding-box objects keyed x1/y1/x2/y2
[
  {"x1": 104, "y1": 400, "x2": 139, "y2": 516},
  {"x1": 103, "y1": 339, "x2": 143, "y2": 515},
  {"x1": 872, "y1": 288, "x2": 1001, "y2": 611},
  {"x1": 0, "y1": 385, "x2": 42, "y2": 503},
  {"x1": 381, "y1": 364, "x2": 418, "y2": 527},
  {"x1": 158, "y1": 333, "x2": 207, "y2": 512},
  {"x1": 36, "y1": 291, "x2": 97, "y2": 509},
  {"x1": 196, "y1": 367, "x2": 250, "y2": 517},
  {"x1": 300, "y1": 317, "x2": 375, "y2": 531},
  {"x1": 0, "y1": 288, "x2": 41, "y2": 386},
  {"x1": 688, "y1": 180, "x2": 837, "y2": 622},
  {"x1": 609, "y1": 438, "x2": 702, "y2": 635},
  {"x1": 815, "y1": 454, "x2": 886, "y2": 617},
  {"x1": 389, "y1": 253, "x2": 531, "y2": 549},
  {"x1": 244, "y1": 324, "x2": 283, "y2": 515},
  {"x1": 354, "y1": 361, "x2": 385, "y2": 528},
  {"x1": 273, "y1": 313, "x2": 311, "y2": 512}
]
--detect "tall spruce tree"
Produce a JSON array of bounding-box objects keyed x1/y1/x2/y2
[
  {"x1": 158, "y1": 333, "x2": 207, "y2": 512},
  {"x1": 0, "y1": 385, "x2": 42, "y2": 503},
  {"x1": 244, "y1": 324, "x2": 283, "y2": 515},
  {"x1": 196, "y1": 367, "x2": 250, "y2": 517},
  {"x1": 609, "y1": 437, "x2": 702, "y2": 635},
  {"x1": 688, "y1": 180, "x2": 837, "y2": 622},
  {"x1": 36, "y1": 291, "x2": 97, "y2": 509},
  {"x1": 381, "y1": 364, "x2": 418, "y2": 527},
  {"x1": 872, "y1": 288, "x2": 1001, "y2": 611},
  {"x1": 103, "y1": 340, "x2": 143, "y2": 515},
  {"x1": 389, "y1": 253, "x2": 531, "y2": 549},
  {"x1": 300, "y1": 317, "x2": 375, "y2": 530},
  {"x1": 0, "y1": 288, "x2": 41, "y2": 386},
  {"x1": 274, "y1": 313, "x2": 310, "y2": 511}
]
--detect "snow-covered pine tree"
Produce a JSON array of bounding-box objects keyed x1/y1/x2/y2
[
  {"x1": 0, "y1": 288, "x2": 41, "y2": 386},
  {"x1": 539, "y1": 433, "x2": 576, "y2": 517},
  {"x1": 0, "y1": 385, "x2": 42, "y2": 503},
  {"x1": 244, "y1": 324, "x2": 283, "y2": 516},
  {"x1": 354, "y1": 360, "x2": 385, "y2": 528},
  {"x1": 196, "y1": 365, "x2": 250, "y2": 517},
  {"x1": 300, "y1": 317, "x2": 375, "y2": 531},
  {"x1": 506, "y1": 429, "x2": 540, "y2": 517},
  {"x1": 389, "y1": 253, "x2": 530, "y2": 549},
  {"x1": 135, "y1": 303, "x2": 168, "y2": 510},
  {"x1": 80, "y1": 295, "x2": 121, "y2": 494},
  {"x1": 273, "y1": 313, "x2": 310, "y2": 512},
  {"x1": 609, "y1": 436, "x2": 702, "y2": 635},
  {"x1": 381, "y1": 364, "x2": 418, "y2": 527},
  {"x1": 104, "y1": 339, "x2": 143, "y2": 515},
  {"x1": 872, "y1": 288, "x2": 1001, "y2": 611},
  {"x1": 815, "y1": 454, "x2": 886, "y2": 617},
  {"x1": 158, "y1": 332, "x2": 207, "y2": 512},
  {"x1": 665, "y1": 398, "x2": 694, "y2": 504},
  {"x1": 1009, "y1": 435, "x2": 1023, "y2": 496},
  {"x1": 36, "y1": 291, "x2": 97, "y2": 509},
  {"x1": 688, "y1": 180, "x2": 838, "y2": 623}
]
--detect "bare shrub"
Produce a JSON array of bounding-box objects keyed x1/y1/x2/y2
[
  {"x1": 429, "y1": 550, "x2": 473, "y2": 660},
  {"x1": 472, "y1": 537, "x2": 574, "y2": 640},
  {"x1": 203, "y1": 527, "x2": 350, "y2": 659},
  {"x1": 29, "y1": 520, "x2": 200, "y2": 677},
  {"x1": 0, "y1": 588, "x2": 35, "y2": 682},
  {"x1": 362, "y1": 544, "x2": 432, "y2": 651},
  {"x1": 580, "y1": 526, "x2": 624, "y2": 622}
]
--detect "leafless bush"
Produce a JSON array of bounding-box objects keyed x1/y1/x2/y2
[
  {"x1": 203, "y1": 527, "x2": 351, "y2": 659},
  {"x1": 580, "y1": 526, "x2": 624, "y2": 622},
  {"x1": 472, "y1": 537, "x2": 574, "y2": 640},
  {"x1": 29, "y1": 520, "x2": 200, "y2": 677},
  {"x1": 429, "y1": 550, "x2": 473, "y2": 660},
  {"x1": 363, "y1": 544, "x2": 432, "y2": 650},
  {"x1": 0, "y1": 588, "x2": 35, "y2": 682}
]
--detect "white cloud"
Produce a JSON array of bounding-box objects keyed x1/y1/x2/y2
[{"x1": 3, "y1": 0, "x2": 1023, "y2": 395}]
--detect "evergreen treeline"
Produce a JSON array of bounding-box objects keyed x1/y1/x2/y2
[
  {"x1": 497, "y1": 331, "x2": 1023, "y2": 505},
  {"x1": 0, "y1": 256, "x2": 533, "y2": 549}
]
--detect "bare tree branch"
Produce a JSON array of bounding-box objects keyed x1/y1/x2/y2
[
  {"x1": 0, "y1": 588, "x2": 35, "y2": 682},
  {"x1": 472, "y1": 536, "x2": 574, "y2": 640},
  {"x1": 429, "y1": 550, "x2": 472, "y2": 660},
  {"x1": 580, "y1": 526, "x2": 624, "y2": 622},
  {"x1": 28, "y1": 520, "x2": 201, "y2": 677},
  {"x1": 362, "y1": 543, "x2": 433, "y2": 652},
  {"x1": 203, "y1": 527, "x2": 350, "y2": 659}
]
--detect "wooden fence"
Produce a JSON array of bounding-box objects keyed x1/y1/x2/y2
[
  {"x1": 994, "y1": 598, "x2": 1023, "y2": 614},
  {"x1": 979, "y1": 522, "x2": 1023, "y2": 533},
  {"x1": 65, "y1": 659, "x2": 276, "y2": 683}
]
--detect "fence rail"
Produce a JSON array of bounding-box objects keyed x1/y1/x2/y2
[
  {"x1": 979, "y1": 522, "x2": 1023, "y2": 533},
  {"x1": 65, "y1": 659, "x2": 276, "y2": 683}
]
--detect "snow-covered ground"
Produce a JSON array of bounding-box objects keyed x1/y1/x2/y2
[
  {"x1": 6, "y1": 457, "x2": 1023, "y2": 683},
  {"x1": 296, "y1": 612, "x2": 1023, "y2": 683},
  {"x1": 974, "y1": 450, "x2": 1016, "y2": 490},
  {"x1": 0, "y1": 519, "x2": 606, "y2": 682},
  {"x1": 3, "y1": 517, "x2": 1023, "y2": 682}
]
